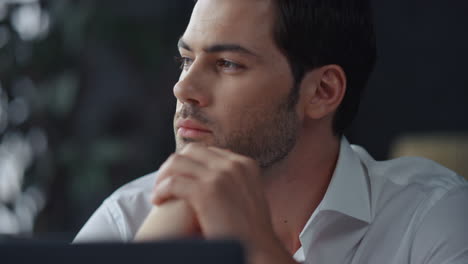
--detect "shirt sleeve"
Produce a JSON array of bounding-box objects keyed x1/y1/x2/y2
[
  {"x1": 73, "y1": 198, "x2": 126, "y2": 243},
  {"x1": 411, "y1": 186, "x2": 468, "y2": 264}
]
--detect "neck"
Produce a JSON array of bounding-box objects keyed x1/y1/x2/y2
[{"x1": 262, "y1": 130, "x2": 340, "y2": 255}]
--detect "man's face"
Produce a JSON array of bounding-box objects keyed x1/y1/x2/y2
[{"x1": 173, "y1": 0, "x2": 300, "y2": 168}]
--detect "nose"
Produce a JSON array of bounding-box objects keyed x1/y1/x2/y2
[{"x1": 173, "y1": 65, "x2": 211, "y2": 107}]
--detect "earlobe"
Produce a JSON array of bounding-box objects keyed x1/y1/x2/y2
[{"x1": 303, "y1": 65, "x2": 346, "y2": 120}]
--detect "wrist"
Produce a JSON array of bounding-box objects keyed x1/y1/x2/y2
[{"x1": 134, "y1": 200, "x2": 197, "y2": 241}]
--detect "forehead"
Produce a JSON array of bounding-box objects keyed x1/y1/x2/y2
[{"x1": 182, "y1": 0, "x2": 276, "y2": 53}]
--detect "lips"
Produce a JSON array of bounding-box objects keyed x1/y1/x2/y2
[{"x1": 176, "y1": 119, "x2": 212, "y2": 139}]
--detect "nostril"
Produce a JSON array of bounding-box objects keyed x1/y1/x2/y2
[{"x1": 186, "y1": 98, "x2": 200, "y2": 105}]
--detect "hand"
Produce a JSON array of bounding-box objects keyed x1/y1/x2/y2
[
  {"x1": 152, "y1": 143, "x2": 296, "y2": 264},
  {"x1": 153, "y1": 143, "x2": 270, "y2": 240}
]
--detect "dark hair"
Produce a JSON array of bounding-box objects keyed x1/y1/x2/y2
[{"x1": 272, "y1": 0, "x2": 377, "y2": 136}]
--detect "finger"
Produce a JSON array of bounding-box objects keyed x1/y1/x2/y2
[
  {"x1": 179, "y1": 143, "x2": 227, "y2": 166},
  {"x1": 152, "y1": 176, "x2": 198, "y2": 206},
  {"x1": 207, "y1": 146, "x2": 232, "y2": 156},
  {"x1": 155, "y1": 152, "x2": 207, "y2": 186},
  {"x1": 207, "y1": 146, "x2": 243, "y2": 160},
  {"x1": 208, "y1": 146, "x2": 259, "y2": 170}
]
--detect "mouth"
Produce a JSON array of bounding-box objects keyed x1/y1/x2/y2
[{"x1": 176, "y1": 119, "x2": 212, "y2": 140}]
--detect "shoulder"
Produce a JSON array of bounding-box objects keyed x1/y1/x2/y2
[
  {"x1": 102, "y1": 171, "x2": 159, "y2": 240},
  {"x1": 104, "y1": 170, "x2": 158, "y2": 219},
  {"x1": 351, "y1": 144, "x2": 467, "y2": 218},
  {"x1": 353, "y1": 143, "x2": 466, "y2": 194},
  {"x1": 74, "y1": 172, "x2": 159, "y2": 242},
  {"x1": 108, "y1": 171, "x2": 158, "y2": 201},
  {"x1": 349, "y1": 145, "x2": 468, "y2": 262}
]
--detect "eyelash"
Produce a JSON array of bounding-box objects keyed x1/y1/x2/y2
[
  {"x1": 174, "y1": 56, "x2": 244, "y2": 72},
  {"x1": 216, "y1": 59, "x2": 243, "y2": 70},
  {"x1": 175, "y1": 56, "x2": 193, "y2": 70}
]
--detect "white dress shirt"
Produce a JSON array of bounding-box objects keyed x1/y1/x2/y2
[{"x1": 74, "y1": 138, "x2": 468, "y2": 264}]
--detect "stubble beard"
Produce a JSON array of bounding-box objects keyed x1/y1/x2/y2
[{"x1": 174, "y1": 89, "x2": 299, "y2": 169}]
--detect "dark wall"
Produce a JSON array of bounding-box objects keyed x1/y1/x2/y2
[{"x1": 349, "y1": 0, "x2": 468, "y2": 159}]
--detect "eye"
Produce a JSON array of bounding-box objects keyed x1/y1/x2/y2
[
  {"x1": 216, "y1": 59, "x2": 244, "y2": 72},
  {"x1": 175, "y1": 56, "x2": 193, "y2": 71}
]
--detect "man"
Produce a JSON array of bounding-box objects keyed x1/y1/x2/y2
[{"x1": 74, "y1": 0, "x2": 468, "y2": 263}]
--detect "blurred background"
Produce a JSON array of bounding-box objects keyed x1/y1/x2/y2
[{"x1": 0, "y1": 0, "x2": 467, "y2": 242}]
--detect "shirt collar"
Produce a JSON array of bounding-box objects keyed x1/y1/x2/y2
[
  {"x1": 317, "y1": 137, "x2": 372, "y2": 223},
  {"x1": 295, "y1": 138, "x2": 372, "y2": 261},
  {"x1": 300, "y1": 137, "x2": 372, "y2": 238}
]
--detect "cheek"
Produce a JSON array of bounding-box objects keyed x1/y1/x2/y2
[
  {"x1": 211, "y1": 65, "x2": 294, "y2": 129},
  {"x1": 214, "y1": 94, "x2": 279, "y2": 137},
  {"x1": 217, "y1": 72, "x2": 291, "y2": 104}
]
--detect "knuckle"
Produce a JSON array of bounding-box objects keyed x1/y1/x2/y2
[
  {"x1": 205, "y1": 175, "x2": 224, "y2": 195},
  {"x1": 242, "y1": 156, "x2": 257, "y2": 167},
  {"x1": 229, "y1": 159, "x2": 250, "y2": 176},
  {"x1": 226, "y1": 159, "x2": 243, "y2": 172},
  {"x1": 158, "y1": 177, "x2": 175, "y2": 193},
  {"x1": 165, "y1": 177, "x2": 176, "y2": 188},
  {"x1": 167, "y1": 153, "x2": 180, "y2": 164},
  {"x1": 162, "y1": 154, "x2": 181, "y2": 172},
  {"x1": 242, "y1": 157, "x2": 259, "y2": 174}
]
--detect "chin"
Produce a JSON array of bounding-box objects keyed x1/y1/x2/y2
[{"x1": 175, "y1": 137, "x2": 214, "y2": 151}]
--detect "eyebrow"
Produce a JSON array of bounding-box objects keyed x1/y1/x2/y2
[{"x1": 178, "y1": 38, "x2": 258, "y2": 58}]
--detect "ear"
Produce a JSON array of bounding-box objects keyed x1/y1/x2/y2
[{"x1": 300, "y1": 65, "x2": 346, "y2": 120}]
